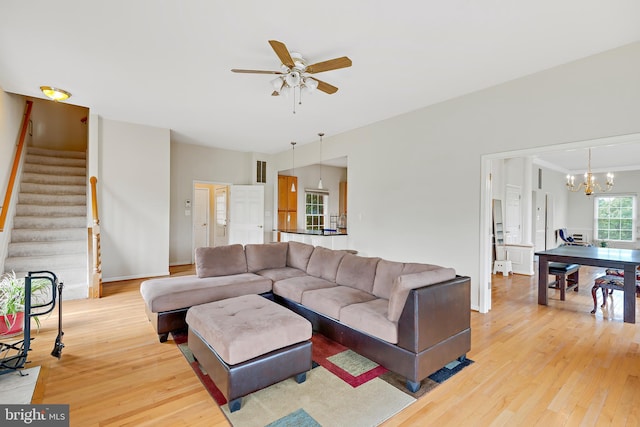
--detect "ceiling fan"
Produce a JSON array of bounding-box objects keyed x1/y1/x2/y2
[{"x1": 231, "y1": 40, "x2": 352, "y2": 97}]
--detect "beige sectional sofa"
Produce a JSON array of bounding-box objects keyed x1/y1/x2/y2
[{"x1": 140, "y1": 241, "x2": 471, "y2": 392}]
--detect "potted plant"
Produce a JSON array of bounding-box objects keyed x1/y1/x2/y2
[{"x1": 0, "y1": 271, "x2": 49, "y2": 337}]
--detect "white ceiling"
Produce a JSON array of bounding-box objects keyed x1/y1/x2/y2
[{"x1": 1, "y1": 1, "x2": 639, "y2": 156}]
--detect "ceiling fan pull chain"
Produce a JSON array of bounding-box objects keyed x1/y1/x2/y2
[{"x1": 293, "y1": 89, "x2": 296, "y2": 114}]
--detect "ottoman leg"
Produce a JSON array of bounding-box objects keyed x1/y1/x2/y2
[
  {"x1": 406, "y1": 379, "x2": 420, "y2": 393},
  {"x1": 295, "y1": 372, "x2": 307, "y2": 384},
  {"x1": 229, "y1": 398, "x2": 242, "y2": 413}
]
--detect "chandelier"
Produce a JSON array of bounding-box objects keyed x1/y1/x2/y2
[{"x1": 566, "y1": 148, "x2": 614, "y2": 196}]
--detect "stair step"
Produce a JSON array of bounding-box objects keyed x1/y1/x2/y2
[
  {"x1": 8, "y1": 240, "x2": 86, "y2": 257},
  {"x1": 13, "y1": 216, "x2": 86, "y2": 229},
  {"x1": 16, "y1": 204, "x2": 86, "y2": 217},
  {"x1": 25, "y1": 154, "x2": 86, "y2": 168},
  {"x1": 20, "y1": 182, "x2": 86, "y2": 195},
  {"x1": 22, "y1": 172, "x2": 86, "y2": 186},
  {"x1": 28, "y1": 147, "x2": 86, "y2": 159},
  {"x1": 11, "y1": 268, "x2": 88, "y2": 301},
  {"x1": 18, "y1": 193, "x2": 87, "y2": 206},
  {"x1": 11, "y1": 228, "x2": 87, "y2": 242},
  {"x1": 23, "y1": 163, "x2": 86, "y2": 177},
  {"x1": 5, "y1": 253, "x2": 87, "y2": 272}
]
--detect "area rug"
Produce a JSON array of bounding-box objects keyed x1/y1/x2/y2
[
  {"x1": 173, "y1": 332, "x2": 473, "y2": 426},
  {"x1": 0, "y1": 366, "x2": 40, "y2": 404}
]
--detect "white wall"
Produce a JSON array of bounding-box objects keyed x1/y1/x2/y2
[
  {"x1": 0, "y1": 89, "x2": 27, "y2": 270},
  {"x1": 169, "y1": 141, "x2": 270, "y2": 265},
  {"x1": 99, "y1": 118, "x2": 171, "y2": 281},
  {"x1": 268, "y1": 42, "x2": 640, "y2": 310},
  {"x1": 29, "y1": 98, "x2": 88, "y2": 151}
]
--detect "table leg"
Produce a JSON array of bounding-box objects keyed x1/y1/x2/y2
[
  {"x1": 623, "y1": 264, "x2": 636, "y2": 324},
  {"x1": 538, "y1": 257, "x2": 549, "y2": 305}
]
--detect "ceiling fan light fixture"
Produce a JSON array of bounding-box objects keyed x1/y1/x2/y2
[
  {"x1": 271, "y1": 77, "x2": 284, "y2": 91},
  {"x1": 40, "y1": 86, "x2": 71, "y2": 102},
  {"x1": 305, "y1": 78, "x2": 318, "y2": 91},
  {"x1": 285, "y1": 71, "x2": 301, "y2": 87}
]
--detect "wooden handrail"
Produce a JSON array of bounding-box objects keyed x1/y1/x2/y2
[
  {"x1": 0, "y1": 100, "x2": 33, "y2": 232},
  {"x1": 90, "y1": 176, "x2": 99, "y2": 225}
]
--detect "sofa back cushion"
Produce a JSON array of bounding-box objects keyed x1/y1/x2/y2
[
  {"x1": 306, "y1": 246, "x2": 346, "y2": 282},
  {"x1": 287, "y1": 241, "x2": 315, "y2": 271},
  {"x1": 372, "y1": 260, "x2": 442, "y2": 299},
  {"x1": 335, "y1": 254, "x2": 380, "y2": 293},
  {"x1": 245, "y1": 242, "x2": 288, "y2": 272},
  {"x1": 195, "y1": 244, "x2": 247, "y2": 278}
]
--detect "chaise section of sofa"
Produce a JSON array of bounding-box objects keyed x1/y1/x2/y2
[{"x1": 140, "y1": 244, "x2": 271, "y2": 342}]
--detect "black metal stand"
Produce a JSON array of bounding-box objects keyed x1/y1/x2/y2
[{"x1": 0, "y1": 271, "x2": 63, "y2": 375}]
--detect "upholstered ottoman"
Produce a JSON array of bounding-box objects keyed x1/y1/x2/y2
[{"x1": 186, "y1": 294, "x2": 312, "y2": 412}]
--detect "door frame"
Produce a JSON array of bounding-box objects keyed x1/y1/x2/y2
[{"x1": 192, "y1": 180, "x2": 230, "y2": 263}]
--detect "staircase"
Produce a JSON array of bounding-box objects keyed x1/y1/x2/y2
[{"x1": 4, "y1": 147, "x2": 88, "y2": 300}]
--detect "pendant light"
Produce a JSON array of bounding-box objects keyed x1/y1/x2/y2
[
  {"x1": 290, "y1": 142, "x2": 297, "y2": 192},
  {"x1": 317, "y1": 132, "x2": 324, "y2": 189}
]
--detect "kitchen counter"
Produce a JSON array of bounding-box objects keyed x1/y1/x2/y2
[
  {"x1": 275, "y1": 229, "x2": 347, "y2": 236},
  {"x1": 276, "y1": 230, "x2": 349, "y2": 250}
]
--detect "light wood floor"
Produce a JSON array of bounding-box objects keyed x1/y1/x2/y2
[{"x1": 19, "y1": 265, "x2": 640, "y2": 426}]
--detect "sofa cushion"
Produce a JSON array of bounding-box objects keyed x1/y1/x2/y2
[
  {"x1": 195, "y1": 244, "x2": 247, "y2": 278},
  {"x1": 301, "y1": 286, "x2": 376, "y2": 320},
  {"x1": 287, "y1": 241, "x2": 315, "y2": 271},
  {"x1": 273, "y1": 275, "x2": 337, "y2": 303},
  {"x1": 306, "y1": 246, "x2": 346, "y2": 282},
  {"x1": 335, "y1": 254, "x2": 380, "y2": 293},
  {"x1": 372, "y1": 260, "x2": 443, "y2": 300},
  {"x1": 387, "y1": 268, "x2": 456, "y2": 322},
  {"x1": 245, "y1": 242, "x2": 288, "y2": 272},
  {"x1": 256, "y1": 267, "x2": 307, "y2": 282},
  {"x1": 140, "y1": 273, "x2": 272, "y2": 313},
  {"x1": 340, "y1": 299, "x2": 397, "y2": 344}
]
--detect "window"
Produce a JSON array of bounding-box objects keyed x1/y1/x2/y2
[
  {"x1": 305, "y1": 192, "x2": 327, "y2": 230},
  {"x1": 594, "y1": 195, "x2": 636, "y2": 242}
]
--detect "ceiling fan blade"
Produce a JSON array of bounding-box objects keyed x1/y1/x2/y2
[
  {"x1": 306, "y1": 56, "x2": 352, "y2": 74},
  {"x1": 231, "y1": 69, "x2": 284, "y2": 74},
  {"x1": 310, "y1": 78, "x2": 338, "y2": 94},
  {"x1": 268, "y1": 40, "x2": 295, "y2": 68}
]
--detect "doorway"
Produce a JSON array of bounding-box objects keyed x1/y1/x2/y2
[{"x1": 192, "y1": 182, "x2": 229, "y2": 262}]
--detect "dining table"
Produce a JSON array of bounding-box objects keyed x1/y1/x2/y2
[{"x1": 536, "y1": 245, "x2": 640, "y2": 323}]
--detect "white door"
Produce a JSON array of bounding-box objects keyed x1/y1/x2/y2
[
  {"x1": 213, "y1": 186, "x2": 229, "y2": 247},
  {"x1": 228, "y1": 185, "x2": 264, "y2": 245},
  {"x1": 193, "y1": 187, "x2": 210, "y2": 253},
  {"x1": 504, "y1": 184, "x2": 522, "y2": 244}
]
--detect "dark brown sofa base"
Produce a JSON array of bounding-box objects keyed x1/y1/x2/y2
[
  {"x1": 274, "y1": 275, "x2": 471, "y2": 392},
  {"x1": 188, "y1": 327, "x2": 311, "y2": 412}
]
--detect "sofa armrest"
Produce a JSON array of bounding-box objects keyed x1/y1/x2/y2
[
  {"x1": 387, "y1": 268, "x2": 456, "y2": 322},
  {"x1": 396, "y1": 275, "x2": 471, "y2": 353}
]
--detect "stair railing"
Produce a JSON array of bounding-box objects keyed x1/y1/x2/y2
[
  {"x1": 0, "y1": 100, "x2": 33, "y2": 232},
  {"x1": 88, "y1": 176, "x2": 102, "y2": 298}
]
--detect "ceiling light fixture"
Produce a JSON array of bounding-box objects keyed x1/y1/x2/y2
[
  {"x1": 40, "y1": 86, "x2": 71, "y2": 102},
  {"x1": 270, "y1": 53, "x2": 319, "y2": 114},
  {"x1": 566, "y1": 148, "x2": 614, "y2": 196},
  {"x1": 317, "y1": 132, "x2": 325, "y2": 190},
  {"x1": 290, "y1": 142, "x2": 297, "y2": 193}
]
